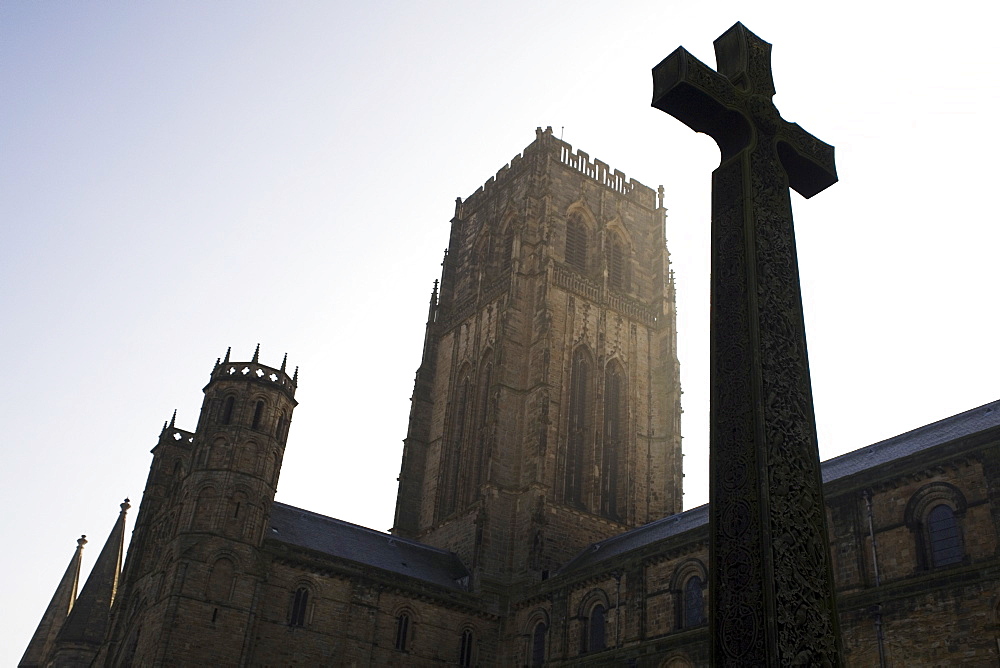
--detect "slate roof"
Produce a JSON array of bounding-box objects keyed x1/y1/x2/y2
[
  {"x1": 821, "y1": 399, "x2": 1000, "y2": 483},
  {"x1": 268, "y1": 502, "x2": 471, "y2": 591},
  {"x1": 560, "y1": 399, "x2": 1000, "y2": 574}
]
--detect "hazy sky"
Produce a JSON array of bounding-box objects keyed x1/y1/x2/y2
[{"x1": 3, "y1": 2, "x2": 998, "y2": 662}]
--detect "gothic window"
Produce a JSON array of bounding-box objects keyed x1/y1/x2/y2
[
  {"x1": 395, "y1": 612, "x2": 411, "y2": 651},
  {"x1": 500, "y1": 222, "x2": 515, "y2": 273},
  {"x1": 251, "y1": 400, "x2": 264, "y2": 430},
  {"x1": 289, "y1": 587, "x2": 309, "y2": 627},
  {"x1": 566, "y1": 214, "x2": 588, "y2": 273},
  {"x1": 458, "y1": 628, "x2": 474, "y2": 667},
  {"x1": 927, "y1": 504, "x2": 964, "y2": 567},
  {"x1": 584, "y1": 603, "x2": 606, "y2": 653},
  {"x1": 443, "y1": 372, "x2": 473, "y2": 517},
  {"x1": 904, "y1": 482, "x2": 968, "y2": 570},
  {"x1": 469, "y1": 360, "x2": 493, "y2": 503},
  {"x1": 221, "y1": 396, "x2": 235, "y2": 425},
  {"x1": 681, "y1": 576, "x2": 706, "y2": 628},
  {"x1": 566, "y1": 348, "x2": 593, "y2": 509},
  {"x1": 608, "y1": 235, "x2": 627, "y2": 291},
  {"x1": 531, "y1": 621, "x2": 547, "y2": 666},
  {"x1": 602, "y1": 363, "x2": 626, "y2": 522}
]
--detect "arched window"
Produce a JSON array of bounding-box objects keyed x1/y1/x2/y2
[
  {"x1": 206, "y1": 558, "x2": 234, "y2": 602},
  {"x1": 193, "y1": 487, "x2": 216, "y2": 530},
  {"x1": 608, "y1": 235, "x2": 627, "y2": 291},
  {"x1": 566, "y1": 214, "x2": 588, "y2": 273},
  {"x1": 531, "y1": 621, "x2": 547, "y2": 666},
  {"x1": 251, "y1": 400, "x2": 264, "y2": 430},
  {"x1": 289, "y1": 587, "x2": 309, "y2": 627},
  {"x1": 927, "y1": 504, "x2": 963, "y2": 567},
  {"x1": 682, "y1": 576, "x2": 705, "y2": 628},
  {"x1": 221, "y1": 396, "x2": 235, "y2": 425},
  {"x1": 276, "y1": 412, "x2": 288, "y2": 442},
  {"x1": 395, "y1": 612, "x2": 411, "y2": 652},
  {"x1": 459, "y1": 628, "x2": 474, "y2": 667},
  {"x1": 905, "y1": 482, "x2": 968, "y2": 570},
  {"x1": 566, "y1": 348, "x2": 593, "y2": 509},
  {"x1": 602, "y1": 363, "x2": 626, "y2": 521},
  {"x1": 585, "y1": 603, "x2": 606, "y2": 653}
]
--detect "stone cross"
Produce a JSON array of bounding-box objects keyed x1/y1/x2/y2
[{"x1": 651, "y1": 23, "x2": 843, "y2": 666}]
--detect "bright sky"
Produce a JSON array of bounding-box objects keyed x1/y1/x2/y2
[{"x1": 3, "y1": 2, "x2": 997, "y2": 662}]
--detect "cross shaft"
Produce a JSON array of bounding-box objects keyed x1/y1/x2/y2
[{"x1": 652, "y1": 23, "x2": 843, "y2": 666}]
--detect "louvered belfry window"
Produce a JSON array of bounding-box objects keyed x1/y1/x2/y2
[
  {"x1": 608, "y1": 238, "x2": 626, "y2": 290},
  {"x1": 566, "y1": 216, "x2": 588, "y2": 273}
]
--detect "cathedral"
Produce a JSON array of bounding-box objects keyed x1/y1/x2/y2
[{"x1": 21, "y1": 128, "x2": 1000, "y2": 666}]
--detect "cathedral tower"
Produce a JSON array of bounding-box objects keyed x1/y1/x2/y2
[
  {"x1": 98, "y1": 348, "x2": 297, "y2": 666},
  {"x1": 393, "y1": 128, "x2": 682, "y2": 594}
]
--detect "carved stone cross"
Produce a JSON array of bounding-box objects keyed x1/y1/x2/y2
[{"x1": 651, "y1": 23, "x2": 843, "y2": 666}]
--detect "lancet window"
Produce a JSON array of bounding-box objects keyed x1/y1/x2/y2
[
  {"x1": 566, "y1": 214, "x2": 588, "y2": 273},
  {"x1": 566, "y1": 348, "x2": 593, "y2": 509},
  {"x1": 602, "y1": 362, "x2": 626, "y2": 521},
  {"x1": 608, "y1": 234, "x2": 627, "y2": 291}
]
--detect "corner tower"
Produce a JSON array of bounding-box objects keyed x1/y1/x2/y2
[
  {"x1": 393, "y1": 128, "x2": 682, "y2": 592},
  {"x1": 99, "y1": 348, "x2": 297, "y2": 667}
]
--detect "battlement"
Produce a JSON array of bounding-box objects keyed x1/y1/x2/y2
[
  {"x1": 208, "y1": 347, "x2": 298, "y2": 400},
  {"x1": 458, "y1": 127, "x2": 657, "y2": 216}
]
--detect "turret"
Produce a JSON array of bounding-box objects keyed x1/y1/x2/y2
[{"x1": 99, "y1": 347, "x2": 298, "y2": 667}]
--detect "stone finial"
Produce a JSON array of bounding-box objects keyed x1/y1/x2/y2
[
  {"x1": 77, "y1": 535, "x2": 87, "y2": 548},
  {"x1": 252, "y1": 344, "x2": 260, "y2": 363},
  {"x1": 121, "y1": 499, "x2": 131, "y2": 512},
  {"x1": 213, "y1": 357, "x2": 220, "y2": 370},
  {"x1": 223, "y1": 347, "x2": 231, "y2": 363},
  {"x1": 292, "y1": 366, "x2": 299, "y2": 385},
  {"x1": 658, "y1": 185, "x2": 665, "y2": 209},
  {"x1": 169, "y1": 409, "x2": 177, "y2": 428},
  {"x1": 280, "y1": 353, "x2": 288, "y2": 372}
]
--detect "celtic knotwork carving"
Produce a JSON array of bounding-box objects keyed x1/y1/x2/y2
[{"x1": 655, "y1": 23, "x2": 841, "y2": 666}]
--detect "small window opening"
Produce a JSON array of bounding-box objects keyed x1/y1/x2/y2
[
  {"x1": 459, "y1": 629, "x2": 474, "y2": 667},
  {"x1": 289, "y1": 587, "x2": 309, "y2": 627},
  {"x1": 531, "y1": 622, "x2": 547, "y2": 666},
  {"x1": 251, "y1": 401, "x2": 264, "y2": 429},
  {"x1": 682, "y1": 576, "x2": 705, "y2": 628},
  {"x1": 221, "y1": 397, "x2": 235, "y2": 425},
  {"x1": 586, "y1": 603, "x2": 606, "y2": 653},
  {"x1": 928, "y1": 504, "x2": 964, "y2": 567},
  {"x1": 395, "y1": 613, "x2": 410, "y2": 651}
]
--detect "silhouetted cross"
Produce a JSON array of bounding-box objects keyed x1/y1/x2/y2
[
  {"x1": 652, "y1": 22, "x2": 836, "y2": 198},
  {"x1": 652, "y1": 23, "x2": 843, "y2": 666}
]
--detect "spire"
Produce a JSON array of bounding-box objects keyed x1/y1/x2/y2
[
  {"x1": 18, "y1": 536, "x2": 87, "y2": 668},
  {"x1": 169, "y1": 409, "x2": 176, "y2": 428},
  {"x1": 223, "y1": 347, "x2": 231, "y2": 363},
  {"x1": 213, "y1": 356, "x2": 220, "y2": 370},
  {"x1": 292, "y1": 366, "x2": 299, "y2": 385},
  {"x1": 280, "y1": 353, "x2": 288, "y2": 373},
  {"x1": 51, "y1": 501, "x2": 130, "y2": 661},
  {"x1": 252, "y1": 343, "x2": 260, "y2": 363}
]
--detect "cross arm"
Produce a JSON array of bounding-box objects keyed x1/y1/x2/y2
[
  {"x1": 651, "y1": 47, "x2": 751, "y2": 160},
  {"x1": 776, "y1": 122, "x2": 838, "y2": 198}
]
